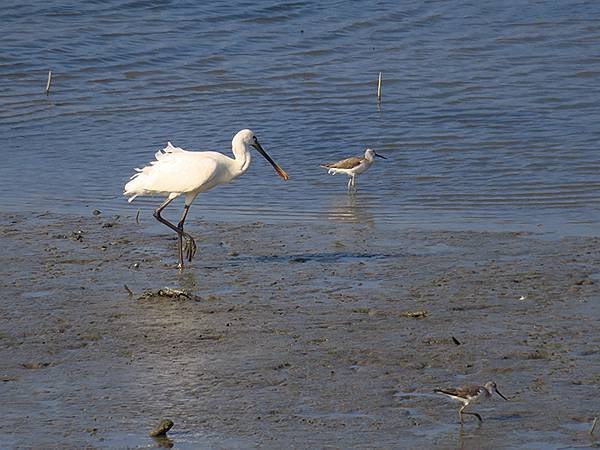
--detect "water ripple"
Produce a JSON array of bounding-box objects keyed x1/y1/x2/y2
[{"x1": 1, "y1": 0, "x2": 599, "y2": 233}]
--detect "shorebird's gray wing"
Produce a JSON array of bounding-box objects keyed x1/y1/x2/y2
[
  {"x1": 435, "y1": 385, "x2": 482, "y2": 398},
  {"x1": 320, "y1": 156, "x2": 363, "y2": 169}
]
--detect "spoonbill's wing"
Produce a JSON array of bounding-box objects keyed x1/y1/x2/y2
[{"x1": 124, "y1": 143, "x2": 220, "y2": 200}]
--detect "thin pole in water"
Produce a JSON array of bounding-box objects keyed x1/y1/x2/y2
[{"x1": 45, "y1": 71, "x2": 53, "y2": 95}]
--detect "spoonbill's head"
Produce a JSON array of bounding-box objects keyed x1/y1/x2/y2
[
  {"x1": 235, "y1": 129, "x2": 288, "y2": 180},
  {"x1": 365, "y1": 148, "x2": 387, "y2": 161},
  {"x1": 484, "y1": 381, "x2": 508, "y2": 400}
]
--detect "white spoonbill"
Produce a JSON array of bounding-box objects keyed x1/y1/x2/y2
[
  {"x1": 320, "y1": 148, "x2": 386, "y2": 192},
  {"x1": 124, "y1": 129, "x2": 288, "y2": 269}
]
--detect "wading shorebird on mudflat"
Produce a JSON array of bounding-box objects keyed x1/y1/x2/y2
[
  {"x1": 320, "y1": 148, "x2": 386, "y2": 192},
  {"x1": 434, "y1": 381, "x2": 508, "y2": 424},
  {"x1": 124, "y1": 129, "x2": 288, "y2": 270}
]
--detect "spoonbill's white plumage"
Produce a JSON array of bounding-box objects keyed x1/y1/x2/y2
[
  {"x1": 124, "y1": 129, "x2": 288, "y2": 269},
  {"x1": 320, "y1": 148, "x2": 386, "y2": 192}
]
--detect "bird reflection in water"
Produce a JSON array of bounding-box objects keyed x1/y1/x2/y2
[
  {"x1": 152, "y1": 435, "x2": 174, "y2": 448},
  {"x1": 326, "y1": 194, "x2": 374, "y2": 225}
]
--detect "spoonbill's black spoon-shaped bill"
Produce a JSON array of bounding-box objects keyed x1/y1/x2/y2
[
  {"x1": 320, "y1": 148, "x2": 386, "y2": 192},
  {"x1": 124, "y1": 129, "x2": 288, "y2": 269}
]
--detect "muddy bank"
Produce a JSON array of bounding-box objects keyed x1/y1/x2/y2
[{"x1": 0, "y1": 211, "x2": 598, "y2": 448}]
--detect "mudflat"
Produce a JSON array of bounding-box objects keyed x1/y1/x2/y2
[{"x1": 1, "y1": 212, "x2": 598, "y2": 448}]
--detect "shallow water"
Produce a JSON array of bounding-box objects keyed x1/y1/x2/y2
[{"x1": 2, "y1": 1, "x2": 600, "y2": 233}]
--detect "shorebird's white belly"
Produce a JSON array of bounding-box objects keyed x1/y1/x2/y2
[{"x1": 328, "y1": 160, "x2": 371, "y2": 176}]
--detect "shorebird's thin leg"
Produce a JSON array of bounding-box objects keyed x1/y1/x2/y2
[
  {"x1": 153, "y1": 197, "x2": 187, "y2": 269},
  {"x1": 177, "y1": 204, "x2": 197, "y2": 264},
  {"x1": 347, "y1": 177, "x2": 352, "y2": 191},
  {"x1": 463, "y1": 411, "x2": 483, "y2": 423},
  {"x1": 352, "y1": 175, "x2": 357, "y2": 191},
  {"x1": 458, "y1": 404, "x2": 482, "y2": 424},
  {"x1": 459, "y1": 404, "x2": 466, "y2": 425}
]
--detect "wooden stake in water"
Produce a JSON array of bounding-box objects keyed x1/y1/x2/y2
[
  {"x1": 377, "y1": 72, "x2": 382, "y2": 103},
  {"x1": 45, "y1": 70, "x2": 53, "y2": 95}
]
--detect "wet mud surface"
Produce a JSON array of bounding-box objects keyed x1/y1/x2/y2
[{"x1": 0, "y1": 212, "x2": 599, "y2": 448}]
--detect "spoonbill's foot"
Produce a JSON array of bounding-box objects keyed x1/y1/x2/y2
[{"x1": 183, "y1": 233, "x2": 197, "y2": 262}]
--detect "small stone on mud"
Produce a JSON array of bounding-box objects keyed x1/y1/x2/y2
[
  {"x1": 149, "y1": 419, "x2": 174, "y2": 437},
  {"x1": 400, "y1": 310, "x2": 428, "y2": 319},
  {"x1": 22, "y1": 362, "x2": 50, "y2": 369}
]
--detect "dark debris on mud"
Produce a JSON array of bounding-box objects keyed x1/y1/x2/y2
[{"x1": 137, "y1": 287, "x2": 201, "y2": 302}]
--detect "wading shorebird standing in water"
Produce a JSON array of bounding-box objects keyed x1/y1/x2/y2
[
  {"x1": 434, "y1": 381, "x2": 508, "y2": 424},
  {"x1": 320, "y1": 148, "x2": 386, "y2": 192},
  {"x1": 124, "y1": 129, "x2": 288, "y2": 270}
]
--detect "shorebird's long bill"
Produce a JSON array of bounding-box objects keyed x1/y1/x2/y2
[
  {"x1": 495, "y1": 387, "x2": 508, "y2": 400},
  {"x1": 253, "y1": 141, "x2": 288, "y2": 181},
  {"x1": 375, "y1": 152, "x2": 387, "y2": 159}
]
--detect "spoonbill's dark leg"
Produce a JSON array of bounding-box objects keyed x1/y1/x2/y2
[
  {"x1": 153, "y1": 197, "x2": 193, "y2": 269},
  {"x1": 177, "y1": 204, "x2": 197, "y2": 264}
]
